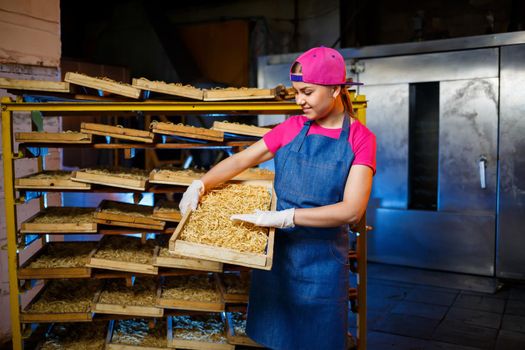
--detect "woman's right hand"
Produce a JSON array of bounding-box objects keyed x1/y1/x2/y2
[{"x1": 179, "y1": 180, "x2": 205, "y2": 215}]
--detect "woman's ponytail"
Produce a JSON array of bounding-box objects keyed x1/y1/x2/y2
[{"x1": 340, "y1": 86, "x2": 355, "y2": 119}]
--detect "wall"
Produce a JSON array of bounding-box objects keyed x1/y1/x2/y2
[
  {"x1": 0, "y1": 0, "x2": 61, "y2": 66},
  {"x1": 0, "y1": 0, "x2": 61, "y2": 345},
  {"x1": 60, "y1": 0, "x2": 340, "y2": 87}
]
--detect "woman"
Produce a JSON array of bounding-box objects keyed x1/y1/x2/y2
[{"x1": 179, "y1": 46, "x2": 376, "y2": 349}]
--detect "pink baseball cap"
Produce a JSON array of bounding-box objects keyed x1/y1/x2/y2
[{"x1": 290, "y1": 46, "x2": 363, "y2": 86}]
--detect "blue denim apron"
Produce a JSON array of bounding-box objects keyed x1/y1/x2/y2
[{"x1": 246, "y1": 116, "x2": 355, "y2": 349}]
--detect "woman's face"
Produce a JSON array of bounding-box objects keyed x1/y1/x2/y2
[{"x1": 292, "y1": 81, "x2": 337, "y2": 120}]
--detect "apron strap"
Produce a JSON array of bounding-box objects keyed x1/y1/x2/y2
[{"x1": 290, "y1": 119, "x2": 313, "y2": 153}]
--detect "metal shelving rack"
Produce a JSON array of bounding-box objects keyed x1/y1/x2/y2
[{"x1": 1, "y1": 97, "x2": 368, "y2": 349}]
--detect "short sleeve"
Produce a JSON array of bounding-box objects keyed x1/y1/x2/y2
[
  {"x1": 263, "y1": 116, "x2": 304, "y2": 154},
  {"x1": 351, "y1": 123, "x2": 377, "y2": 175}
]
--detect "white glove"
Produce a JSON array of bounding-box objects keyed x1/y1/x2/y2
[
  {"x1": 230, "y1": 208, "x2": 295, "y2": 228},
  {"x1": 179, "y1": 180, "x2": 205, "y2": 216}
]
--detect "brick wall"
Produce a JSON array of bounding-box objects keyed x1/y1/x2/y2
[{"x1": 0, "y1": 0, "x2": 61, "y2": 345}]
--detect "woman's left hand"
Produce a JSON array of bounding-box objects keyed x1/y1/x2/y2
[{"x1": 231, "y1": 208, "x2": 295, "y2": 228}]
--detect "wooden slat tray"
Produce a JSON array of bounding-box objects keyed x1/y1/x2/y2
[
  {"x1": 151, "y1": 122, "x2": 223, "y2": 142},
  {"x1": 15, "y1": 170, "x2": 91, "y2": 190},
  {"x1": 203, "y1": 85, "x2": 283, "y2": 101},
  {"x1": 95, "y1": 200, "x2": 165, "y2": 230},
  {"x1": 132, "y1": 78, "x2": 204, "y2": 100},
  {"x1": 65, "y1": 72, "x2": 141, "y2": 99},
  {"x1": 156, "y1": 274, "x2": 224, "y2": 312},
  {"x1": 20, "y1": 279, "x2": 100, "y2": 323},
  {"x1": 169, "y1": 182, "x2": 276, "y2": 270},
  {"x1": 168, "y1": 315, "x2": 233, "y2": 350},
  {"x1": 152, "y1": 200, "x2": 182, "y2": 222},
  {"x1": 15, "y1": 131, "x2": 92, "y2": 143},
  {"x1": 215, "y1": 272, "x2": 250, "y2": 304},
  {"x1": 154, "y1": 239, "x2": 223, "y2": 273},
  {"x1": 81, "y1": 122, "x2": 154, "y2": 143},
  {"x1": 20, "y1": 207, "x2": 97, "y2": 233},
  {"x1": 71, "y1": 168, "x2": 148, "y2": 191},
  {"x1": 87, "y1": 235, "x2": 158, "y2": 275},
  {"x1": 37, "y1": 321, "x2": 108, "y2": 350},
  {"x1": 224, "y1": 312, "x2": 263, "y2": 348},
  {"x1": 0, "y1": 77, "x2": 70, "y2": 92},
  {"x1": 18, "y1": 241, "x2": 97, "y2": 280},
  {"x1": 149, "y1": 168, "x2": 204, "y2": 186},
  {"x1": 106, "y1": 318, "x2": 168, "y2": 350},
  {"x1": 212, "y1": 121, "x2": 271, "y2": 137},
  {"x1": 93, "y1": 278, "x2": 164, "y2": 318}
]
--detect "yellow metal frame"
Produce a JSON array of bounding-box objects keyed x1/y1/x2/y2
[{"x1": 1, "y1": 97, "x2": 367, "y2": 350}]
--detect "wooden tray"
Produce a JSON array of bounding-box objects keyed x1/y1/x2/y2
[
  {"x1": 167, "y1": 315, "x2": 233, "y2": 350},
  {"x1": 152, "y1": 200, "x2": 182, "y2": 222},
  {"x1": 169, "y1": 182, "x2": 276, "y2": 270},
  {"x1": 15, "y1": 132, "x2": 92, "y2": 143},
  {"x1": 151, "y1": 122, "x2": 223, "y2": 142},
  {"x1": 106, "y1": 318, "x2": 168, "y2": 350},
  {"x1": 95, "y1": 200, "x2": 165, "y2": 230},
  {"x1": 20, "y1": 207, "x2": 97, "y2": 233},
  {"x1": 133, "y1": 77, "x2": 204, "y2": 100},
  {"x1": 203, "y1": 85, "x2": 283, "y2": 101},
  {"x1": 20, "y1": 279, "x2": 99, "y2": 323},
  {"x1": 87, "y1": 235, "x2": 159, "y2": 275},
  {"x1": 93, "y1": 278, "x2": 164, "y2": 318},
  {"x1": 154, "y1": 248, "x2": 223, "y2": 273},
  {"x1": 0, "y1": 77, "x2": 70, "y2": 92},
  {"x1": 71, "y1": 168, "x2": 148, "y2": 191},
  {"x1": 65, "y1": 72, "x2": 141, "y2": 99},
  {"x1": 18, "y1": 241, "x2": 96, "y2": 280},
  {"x1": 81, "y1": 122, "x2": 154, "y2": 143},
  {"x1": 149, "y1": 168, "x2": 204, "y2": 186},
  {"x1": 15, "y1": 170, "x2": 91, "y2": 190},
  {"x1": 156, "y1": 274, "x2": 224, "y2": 312},
  {"x1": 215, "y1": 272, "x2": 249, "y2": 304},
  {"x1": 37, "y1": 321, "x2": 108, "y2": 350},
  {"x1": 224, "y1": 312, "x2": 263, "y2": 347},
  {"x1": 212, "y1": 121, "x2": 271, "y2": 137}
]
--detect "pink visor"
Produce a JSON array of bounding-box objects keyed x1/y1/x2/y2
[{"x1": 290, "y1": 47, "x2": 363, "y2": 86}]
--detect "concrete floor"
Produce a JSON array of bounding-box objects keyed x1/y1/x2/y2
[{"x1": 349, "y1": 263, "x2": 525, "y2": 350}]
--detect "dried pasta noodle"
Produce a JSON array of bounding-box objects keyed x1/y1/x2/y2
[
  {"x1": 156, "y1": 168, "x2": 205, "y2": 177},
  {"x1": 230, "y1": 312, "x2": 248, "y2": 336},
  {"x1": 28, "y1": 242, "x2": 96, "y2": 268},
  {"x1": 156, "y1": 203, "x2": 180, "y2": 213},
  {"x1": 80, "y1": 167, "x2": 148, "y2": 180},
  {"x1": 93, "y1": 236, "x2": 155, "y2": 264},
  {"x1": 138, "y1": 78, "x2": 199, "y2": 89},
  {"x1": 27, "y1": 279, "x2": 98, "y2": 313},
  {"x1": 181, "y1": 184, "x2": 271, "y2": 254},
  {"x1": 111, "y1": 319, "x2": 166, "y2": 347},
  {"x1": 159, "y1": 247, "x2": 186, "y2": 259},
  {"x1": 161, "y1": 275, "x2": 220, "y2": 302},
  {"x1": 24, "y1": 170, "x2": 72, "y2": 180},
  {"x1": 29, "y1": 207, "x2": 95, "y2": 224},
  {"x1": 222, "y1": 273, "x2": 250, "y2": 294},
  {"x1": 100, "y1": 201, "x2": 153, "y2": 218},
  {"x1": 172, "y1": 315, "x2": 227, "y2": 343},
  {"x1": 98, "y1": 278, "x2": 157, "y2": 306},
  {"x1": 41, "y1": 322, "x2": 106, "y2": 350},
  {"x1": 150, "y1": 120, "x2": 207, "y2": 130}
]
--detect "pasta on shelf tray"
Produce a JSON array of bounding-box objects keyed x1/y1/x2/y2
[
  {"x1": 169, "y1": 314, "x2": 233, "y2": 350},
  {"x1": 107, "y1": 318, "x2": 167, "y2": 349},
  {"x1": 40, "y1": 322, "x2": 107, "y2": 350}
]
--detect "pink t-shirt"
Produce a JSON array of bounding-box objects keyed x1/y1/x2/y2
[{"x1": 263, "y1": 116, "x2": 376, "y2": 174}]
